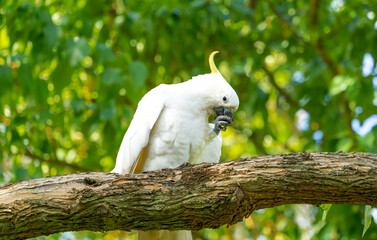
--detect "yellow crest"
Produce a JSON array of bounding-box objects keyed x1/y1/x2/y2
[{"x1": 209, "y1": 51, "x2": 219, "y2": 73}]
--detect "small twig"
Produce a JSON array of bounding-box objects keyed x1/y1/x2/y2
[
  {"x1": 249, "y1": 0, "x2": 258, "y2": 9},
  {"x1": 249, "y1": 133, "x2": 268, "y2": 155},
  {"x1": 45, "y1": 126, "x2": 59, "y2": 162},
  {"x1": 262, "y1": 65, "x2": 300, "y2": 109},
  {"x1": 340, "y1": 92, "x2": 358, "y2": 150},
  {"x1": 309, "y1": 0, "x2": 320, "y2": 30},
  {"x1": 314, "y1": 39, "x2": 342, "y2": 76},
  {"x1": 24, "y1": 149, "x2": 92, "y2": 172}
]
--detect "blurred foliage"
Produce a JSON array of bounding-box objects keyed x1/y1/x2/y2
[{"x1": 1, "y1": 0, "x2": 377, "y2": 239}]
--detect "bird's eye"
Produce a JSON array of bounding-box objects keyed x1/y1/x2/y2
[{"x1": 223, "y1": 96, "x2": 228, "y2": 102}]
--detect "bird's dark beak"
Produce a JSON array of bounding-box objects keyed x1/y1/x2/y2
[{"x1": 214, "y1": 107, "x2": 234, "y2": 119}]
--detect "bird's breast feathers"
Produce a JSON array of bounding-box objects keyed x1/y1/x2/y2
[{"x1": 141, "y1": 107, "x2": 211, "y2": 171}]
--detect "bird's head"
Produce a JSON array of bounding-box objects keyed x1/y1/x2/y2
[
  {"x1": 188, "y1": 51, "x2": 239, "y2": 119},
  {"x1": 209, "y1": 51, "x2": 239, "y2": 119}
]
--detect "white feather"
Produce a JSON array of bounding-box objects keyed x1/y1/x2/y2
[{"x1": 111, "y1": 85, "x2": 166, "y2": 174}]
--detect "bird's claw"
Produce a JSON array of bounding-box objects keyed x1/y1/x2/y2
[
  {"x1": 179, "y1": 161, "x2": 191, "y2": 167},
  {"x1": 213, "y1": 115, "x2": 233, "y2": 135}
]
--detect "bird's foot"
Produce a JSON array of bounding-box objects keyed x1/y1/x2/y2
[
  {"x1": 179, "y1": 161, "x2": 191, "y2": 167},
  {"x1": 213, "y1": 115, "x2": 233, "y2": 135}
]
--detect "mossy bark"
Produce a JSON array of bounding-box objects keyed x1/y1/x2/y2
[{"x1": 1, "y1": 152, "x2": 377, "y2": 239}]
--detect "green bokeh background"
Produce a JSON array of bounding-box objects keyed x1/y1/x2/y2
[{"x1": 1, "y1": 0, "x2": 377, "y2": 239}]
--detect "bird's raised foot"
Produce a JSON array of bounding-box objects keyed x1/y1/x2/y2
[{"x1": 213, "y1": 115, "x2": 233, "y2": 135}]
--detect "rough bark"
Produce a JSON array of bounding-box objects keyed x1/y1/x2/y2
[{"x1": 1, "y1": 152, "x2": 377, "y2": 239}]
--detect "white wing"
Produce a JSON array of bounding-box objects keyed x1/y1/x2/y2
[
  {"x1": 112, "y1": 85, "x2": 166, "y2": 174},
  {"x1": 197, "y1": 124, "x2": 222, "y2": 164}
]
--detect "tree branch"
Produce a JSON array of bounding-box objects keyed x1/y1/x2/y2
[
  {"x1": 1, "y1": 152, "x2": 377, "y2": 239},
  {"x1": 309, "y1": 0, "x2": 320, "y2": 31},
  {"x1": 249, "y1": 0, "x2": 258, "y2": 9}
]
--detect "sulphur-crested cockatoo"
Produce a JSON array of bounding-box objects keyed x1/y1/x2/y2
[{"x1": 112, "y1": 51, "x2": 239, "y2": 240}]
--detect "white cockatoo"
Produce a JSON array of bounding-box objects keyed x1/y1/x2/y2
[{"x1": 112, "y1": 51, "x2": 239, "y2": 240}]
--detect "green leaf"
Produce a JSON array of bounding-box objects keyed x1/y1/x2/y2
[
  {"x1": 18, "y1": 63, "x2": 33, "y2": 97},
  {"x1": 33, "y1": 110, "x2": 52, "y2": 124},
  {"x1": 129, "y1": 61, "x2": 148, "y2": 90},
  {"x1": 336, "y1": 138, "x2": 353, "y2": 152},
  {"x1": 65, "y1": 37, "x2": 90, "y2": 66},
  {"x1": 50, "y1": 59, "x2": 74, "y2": 92},
  {"x1": 100, "y1": 101, "x2": 116, "y2": 120},
  {"x1": 320, "y1": 204, "x2": 332, "y2": 227},
  {"x1": 101, "y1": 68, "x2": 125, "y2": 86},
  {"x1": 71, "y1": 98, "x2": 85, "y2": 114},
  {"x1": 96, "y1": 43, "x2": 115, "y2": 64},
  {"x1": 0, "y1": 65, "x2": 13, "y2": 97},
  {"x1": 15, "y1": 166, "x2": 29, "y2": 181},
  {"x1": 32, "y1": 78, "x2": 48, "y2": 106},
  {"x1": 43, "y1": 23, "x2": 62, "y2": 48},
  {"x1": 127, "y1": 12, "x2": 140, "y2": 21},
  {"x1": 103, "y1": 121, "x2": 116, "y2": 150},
  {"x1": 363, "y1": 205, "x2": 372, "y2": 237},
  {"x1": 329, "y1": 75, "x2": 355, "y2": 96}
]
